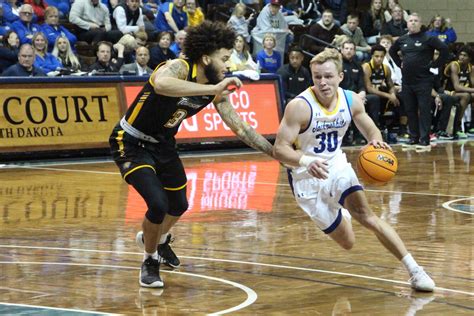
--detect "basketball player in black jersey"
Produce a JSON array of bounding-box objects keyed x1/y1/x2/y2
[
  {"x1": 362, "y1": 44, "x2": 400, "y2": 138},
  {"x1": 109, "y1": 21, "x2": 274, "y2": 288}
]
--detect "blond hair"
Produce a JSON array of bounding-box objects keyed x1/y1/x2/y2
[
  {"x1": 262, "y1": 33, "x2": 276, "y2": 48},
  {"x1": 310, "y1": 48, "x2": 343, "y2": 73}
]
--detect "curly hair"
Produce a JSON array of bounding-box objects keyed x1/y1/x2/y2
[{"x1": 183, "y1": 20, "x2": 236, "y2": 63}]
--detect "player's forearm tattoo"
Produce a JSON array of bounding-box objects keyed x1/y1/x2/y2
[{"x1": 216, "y1": 100, "x2": 273, "y2": 157}]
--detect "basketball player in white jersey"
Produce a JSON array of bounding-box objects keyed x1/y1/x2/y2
[{"x1": 273, "y1": 48, "x2": 435, "y2": 292}]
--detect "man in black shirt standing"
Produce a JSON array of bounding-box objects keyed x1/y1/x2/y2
[
  {"x1": 390, "y1": 13, "x2": 448, "y2": 150},
  {"x1": 277, "y1": 45, "x2": 311, "y2": 106}
]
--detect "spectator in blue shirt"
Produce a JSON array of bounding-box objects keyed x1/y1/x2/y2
[
  {"x1": 44, "y1": 0, "x2": 70, "y2": 18},
  {"x1": 42, "y1": 6, "x2": 77, "y2": 52},
  {"x1": 426, "y1": 15, "x2": 457, "y2": 45},
  {"x1": 154, "y1": 0, "x2": 187, "y2": 33},
  {"x1": 169, "y1": 29, "x2": 186, "y2": 57},
  {"x1": 10, "y1": 4, "x2": 41, "y2": 44},
  {"x1": 32, "y1": 31, "x2": 62, "y2": 74},
  {"x1": 1, "y1": 43, "x2": 46, "y2": 76},
  {"x1": 256, "y1": 32, "x2": 282, "y2": 73},
  {"x1": 0, "y1": 5, "x2": 14, "y2": 40},
  {"x1": 1, "y1": 1, "x2": 20, "y2": 24}
]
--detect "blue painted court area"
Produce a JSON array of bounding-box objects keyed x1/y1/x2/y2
[
  {"x1": 0, "y1": 303, "x2": 114, "y2": 315},
  {"x1": 452, "y1": 203, "x2": 474, "y2": 214}
]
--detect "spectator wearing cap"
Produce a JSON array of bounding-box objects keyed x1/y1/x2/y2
[
  {"x1": 252, "y1": 0, "x2": 293, "y2": 53},
  {"x1": 10, "y1": 4, "x2": 41, "y2": 44},
  {"x1": 277, "y1": 45, "x2": 311, "y2": 104}
]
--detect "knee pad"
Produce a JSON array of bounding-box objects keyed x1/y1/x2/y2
[
  {"x1": 144, "y1": 193, "x2": 168, "y2": 224},
  {"x1": 167, "y1": 190, "x2": 189, "y2": 217},
  {"x1": 145, "y1": 208, "x2": 166, "y2": 224}
]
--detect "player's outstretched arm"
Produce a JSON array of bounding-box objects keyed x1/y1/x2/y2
[
  {"x1": 153, "y1": 59, "x2": 244, "y2": 97},
  {"x1": 351, "y1": 93, "x2": 390, "y2": 149},
  {"x1": 214, "y1": 96, "x2": 273, "y2": 157}
]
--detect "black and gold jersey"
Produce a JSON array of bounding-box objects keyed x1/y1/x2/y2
[
  {"x1": 365, "y1": 60, "x2": 389, "y2": 90},
  {"x1": 123, "y1": 59, "x2": 215, "y2": 141},
  {"x1": 444, "y1": 60, "x2": 472, "y2": 91}
]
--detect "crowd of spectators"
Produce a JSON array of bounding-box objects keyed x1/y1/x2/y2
[{"x1": 0, "y1": 0, "x2": 473, "y2": 144}]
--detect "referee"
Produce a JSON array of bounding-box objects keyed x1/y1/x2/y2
[{"x1": 390, "y1": 13, "x2": 448, "y2": 150}]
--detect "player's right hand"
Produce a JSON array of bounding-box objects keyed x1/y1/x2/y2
[
  {"x1": 307, "y1": 160, "x2": 329, "y2": 180},
  {"x1": 214, "y1": 77, "x2": 243, "y2": 96}
]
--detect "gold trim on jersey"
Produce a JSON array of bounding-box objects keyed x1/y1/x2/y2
[
  {"x1": 192, "y1": 63, "x2": 198, "y2": 79},
  {"x1": 115, "y1": 130, "x2": 125, "y2": 157},
  {"x1": 127, "y1": 92, "x2": 151, "y2": 124},
  {"x1": 123, "y1": 165, "x2": 156, "y2": 180},
  {"x1": 164, "y1": 183, "x2": 187, "y2": 191},
  {"x1": 308, "y1": 87, "x2": 340, "y2": 115}
]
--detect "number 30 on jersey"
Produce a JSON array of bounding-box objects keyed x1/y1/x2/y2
[{"x1": 313, "y1": 131, "x2": 338, "y2": 153}]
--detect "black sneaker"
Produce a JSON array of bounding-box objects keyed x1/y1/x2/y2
[
  {"x1": 159, "y1": 234, "x2": 181, "y2": 269},
  {"x1": 139, "y1": 257, "x2": 164, "y2": 288},
  {"x1": 436, "y1": 131, "x2": 454, "y2": 140},
  {"x1": 402, "y1": 138, "x2": 418, "y2": 147}
]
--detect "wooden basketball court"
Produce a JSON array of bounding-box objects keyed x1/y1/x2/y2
[{"x1": 1, "y1": 140, "x2": 473, "y2": 315}]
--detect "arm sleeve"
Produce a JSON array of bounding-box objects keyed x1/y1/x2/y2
[
  {"x1": 389, "y1": 39, "x2": 402, "y2": 67},
  {"x1": 430, "y1": 37, "x2": 449, "y2": 69},
  {"x1": 446, "y1": 28, "x2": 457, "y2": 44}
]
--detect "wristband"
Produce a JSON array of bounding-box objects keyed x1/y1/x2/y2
[{"x1": 299, "y1": 155, "x2": 320, "y2": 168}]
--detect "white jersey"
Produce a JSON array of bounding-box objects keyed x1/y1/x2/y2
[{"x1": 292, "y1": 87, "x2": 354, "y2": 177}]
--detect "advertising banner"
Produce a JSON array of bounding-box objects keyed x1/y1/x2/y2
[{"x1": 0, "y1": 84, "x2": 122, "y2": 151}]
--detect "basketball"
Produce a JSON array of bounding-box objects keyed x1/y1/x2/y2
[{"x1": 357, "y1": 145, "x2": 398, "y2": 184}]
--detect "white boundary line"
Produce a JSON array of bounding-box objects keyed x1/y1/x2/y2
[
  {"x1": 2, "y1": 165, "x2": 473, "y2": 199},
  {"x1": 0, "y1": 301, "x2": 119, "y2": 315},
  {"x1": 0, "y1": 260, "x2": 257, "y2": 315},
  {"x1": 442, "y1": 197, "x2": 474, "y2": 215},
  {"x1": 0, "y1": 245, "x2": 472, "y2": 297}
]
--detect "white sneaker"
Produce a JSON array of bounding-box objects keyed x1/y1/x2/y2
[
  {"x1": 409, "y1": 267, "x2": 435, "y2": 292},
  {"x1": 136, "y1": 231, "x2": 145, "y2": 251}
]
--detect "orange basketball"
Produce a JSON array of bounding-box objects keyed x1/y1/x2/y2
[{"x1": 357, "y1": 145, "x2": 398, "y2": 184}]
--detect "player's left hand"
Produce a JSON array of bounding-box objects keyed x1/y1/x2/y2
[
  {"x1": 214, "y1": 77, "x2": 243, "y2": 96},
  {"x1": 364, "y1": 140, "x2": 392, "y2": 151}
]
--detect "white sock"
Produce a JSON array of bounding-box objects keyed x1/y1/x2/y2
[
  {"x1": 159, "y1": 233, "x2": 169, "y2": 245},
  {"x1": 401, "y1": 253, "x2": 419, "y2": 275},
  {"x1": 143, "y1": 251, "x2": 158, "y2": 261}
]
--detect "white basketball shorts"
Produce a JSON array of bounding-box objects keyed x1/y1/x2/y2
[{"x1": 290, "y1": 161, "x2": 363, "y2": 234}]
